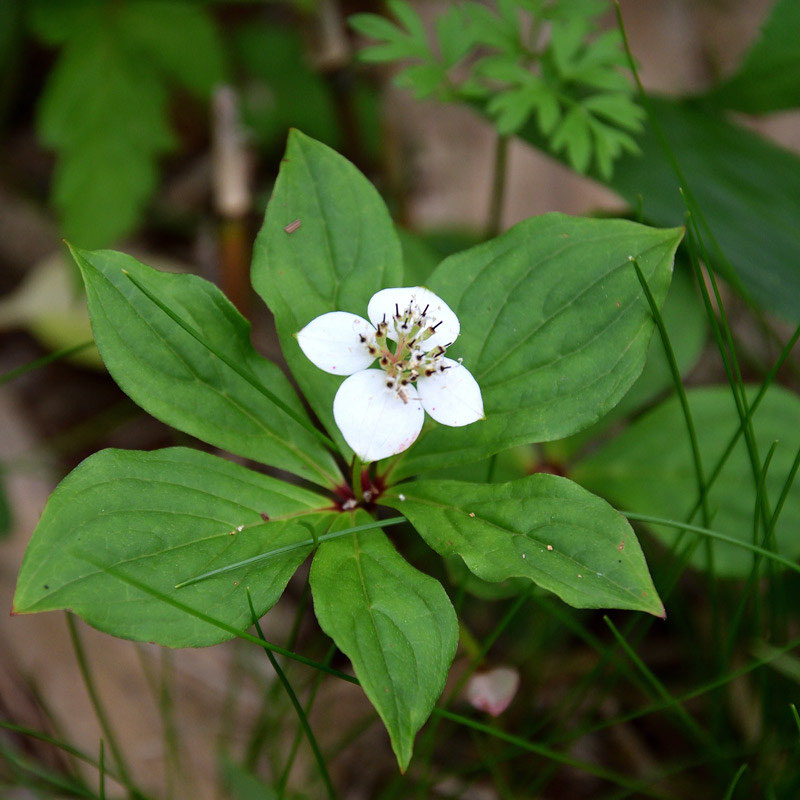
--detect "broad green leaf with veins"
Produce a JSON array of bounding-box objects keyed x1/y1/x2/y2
[
  {"x1": 72, "y1": 247, "x2": 341, "y2": 488},
  {"x1": 390, "y1": 213, "x2": 683, "y2": 479},
  {"x1": 13, "y1": 448, "x2": 332, "y2": 648},
  {"x1": 574, "y1": 386, "x2": 800, "y2": 576},
  {"x1": 310, "y1": 512, "x2": 458, "y2": 770},
  {"x1": 252, "y1": 131, "x2": 404, "y2": 456},
  {"x1": 383, "y1": 475, "x2": 663, "y2": 616}
]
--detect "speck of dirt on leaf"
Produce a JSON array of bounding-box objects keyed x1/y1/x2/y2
[
  {"x1": 469, "y1": 512, "x2": 476, "y2": 518},
  {"x1": 618, "y1": 541, "x2": 625, "y2": 551},
  {"x1": 547, "y1": 545, "x2": 553, "y2": 551},
  {"x1": 284, "y1": 219, "x2": 301, "y2": 234}
]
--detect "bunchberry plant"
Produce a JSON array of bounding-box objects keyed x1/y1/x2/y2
[
  {"x1": 350, "y1": 0, "x2": 644, "y2": 176},
  {"x1": 14, "y1": 131, "x2": 682, "y2": 769}
]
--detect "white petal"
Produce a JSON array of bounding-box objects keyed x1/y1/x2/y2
[
  {"x1": 466, "y1": 667, "x2": 520, "y2": 717},
  {"x1": 417, "y1": 358, "x2": 484, "y2": 427},
  {"x1": 296, "y1": 312, "x2": 375, "y2": 375},
  {"x1": 367, "y1": 286, "x2": 460, "y2": 352},
  {"x1": 333, "y1": 370, "x2": 424, "y2": 463}
]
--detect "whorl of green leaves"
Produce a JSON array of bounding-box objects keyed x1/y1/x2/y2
[
  {"x1": 27, "y1": 0, "x2": 226, "y2": 248},
  {"x1": 350, "y1": 0, "x2": 644, "y2": 177}
]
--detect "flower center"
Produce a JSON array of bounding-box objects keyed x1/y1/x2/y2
[{"x1": 359, "y1": 301, "x2": 451, "y2": 400}]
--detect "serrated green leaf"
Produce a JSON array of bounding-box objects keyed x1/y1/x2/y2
[
  {"x1": 390, "y1": 214, "x2": 683, "y2": 479},
  {"x1": 53, "y1": 141, "x2": 161, "y2": 251},
  {"x1": 461, "y1": 2, "x2": 519, "y2": 52},
  {"x1": 30, "y1": 0, "x2": 223, "y2": 247},
  {"x1": 582, "y1": 92, "x2": 645, "y2": 132},
  {"x1": 387, "y1": 0, "x2": 428, "y2": 46},
  {"x1": 395, "y1": 63, "x2": 447, "y2": 99},
  {"x1": 13, "y1": 448, "x2": 331, "y2": 647},
  {"x1": 549, "y1": 19, "x2": 587, "y2": 76},
  {"x1": 383, "y1": 474, "x2": 663, "y2": 616},
  {"x1": 252, "y1": 131, "x2": 403, "y2": 456},
  {"x1": 551, "y1": 105, "x2": 592, "y2": 173},
  {"x1": 487, "y1": 88, "x2": 536, "y2": 134},
  {"x1": 435, "y1": 6, "x2": 473, "y2": 67},
  {"x1": 309, "y1": 512, "x2": 458, "y2": 770},
  {"x1": 117, "y1": 0, "x2": 226, "y2": 96},
  {"x1": 72, "y1": 247, "x2": 341, "y2": 488},
  {"x1": 573, "y1": 385, "x2": 800, "y2": 576}
]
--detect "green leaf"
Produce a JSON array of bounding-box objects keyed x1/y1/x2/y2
[
  {"x1": 511, "y1": 95, "x2": 800, "y2": 321},
  {"x1": 236, "y1": 23, "x2": 341, "y2": 152},
  {"x1": 309, "y1": 512, "x2": 458, "y2": 770},
  {"x1": 614, "y1": 265, "x2": 706, "y2": 416},
  {"x1": 392, "y1": 213, "x2": 683, "y2": 478},
  {"x1": 29, "y1": 0, "x2": 224, "y2": 247},
  {"x1": 252, "y1": 131, "x2": 403, "y2": 455},
  {"x1": 551, "y1": 105, "x2": 592, "y2": 172},
  {"x1": 117, "y1": 0, "x2": 226, "y2": 96},
  {"x1": 13, "y1": 448, "x2": 331, "y2": 647},
  {"x1": 573, "y1": 385, "x2": 800, "y2": 576},
  {"x1": 383, "y1": 474, "x2": 663, "y2": 616},
  {"x1": 395, "y1": 63, "x2": 448, "y2": 99},
  {"x1": 704, "y1": 0, "x2": 800, "y2": 113},
  {"x1": 611, "y1": 98, "x2": 800, "y2": 320},
  {"x1": 397, "y1": 227, "x2": 441, "y2": 285},
  {"x1": 72, "y1": 247, "x2": 341, "y2": 488},
  {"x1": 435, "y1": 6, "x2": 473, "y2": 66}
]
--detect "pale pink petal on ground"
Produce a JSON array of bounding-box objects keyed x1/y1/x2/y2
[{"x1": 466, "y1": 667, "x2": 520, "y2": 717}]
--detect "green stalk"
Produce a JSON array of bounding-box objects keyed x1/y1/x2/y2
[
  {"x1": 0, "y1": 340, "x2": 94, "y2": 386},
  {"x1": 65, "y1": 614, "x2": 138, "y2": 797},
  {"x1": 278, "y1": 645, "x2": 336, "y2": 794},
  {"x1": 90, "y1": 558, "x2": 668, "y2": 795},
  {"x1": 245, "y1": 589, "x2": 336, "y2": 800},
  {"x1": 173, "y1": 517, "x2": 404, "y2": 589},
  {"x1": 486, "y1": 133, "x2": 510, "y2": 240}
]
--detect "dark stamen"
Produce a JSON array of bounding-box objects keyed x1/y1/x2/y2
[
  {"x1": 395, "y1": 303, "x2": 399, "y2": 317},
  {"x1": 430, "y1": 321, "x2": 442, "y2": 332},
  {"x1": 422, "y1": 304, "x2": 429, "y2": 315}
]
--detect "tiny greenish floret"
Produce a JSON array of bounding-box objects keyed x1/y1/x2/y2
[{"x1": 296, "y1": 286, "x2": 485, "y2": 463}]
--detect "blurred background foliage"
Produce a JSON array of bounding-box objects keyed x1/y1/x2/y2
[{"x1": 2, "y1": 0, "x2": 800, "y2": 798}]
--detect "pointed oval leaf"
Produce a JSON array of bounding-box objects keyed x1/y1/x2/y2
[
  {"x1": 573, "y1": 385, "x2": 800, "y2": 576},
  {"x1": 393, "y1": 214, "x2": 683, "y2": 478},
  {"x1": 383, "y1": 474, "x2": 663, "y2": 616},
  {"x1": 14, "y1": 448, "x2": 332, "y2": 647},
  {"x1": 309, "y1": 513, "x2": 458, "y2": 770},
  {"x1": 72, "y1": 247, "x2": 341, "y2": 488},
  {"x1": 251, "y1": 131, "x2": 403, "y2": 454}
]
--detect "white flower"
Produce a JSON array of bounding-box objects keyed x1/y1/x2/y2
[{"x1": 296, "y1": 286, "x2": 484, "y2": 462}]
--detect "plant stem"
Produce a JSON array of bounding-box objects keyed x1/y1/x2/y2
[
  {"x1": 0, "y1": 340, "x2": 94, "y2": 385},
  {"x1": 246, "y1": 590, "x2": 336, "y2": 800},
  {"x1": 65, "y1": 614, "x2": 137, "y2": 797},
  {"x1": 486, "y1": 133, "x2": 510, "y2": 240},
  {"x1": 351, "y1": 455, "x2": 364, "y2": 502}
]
